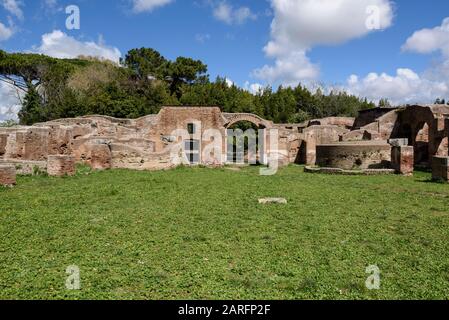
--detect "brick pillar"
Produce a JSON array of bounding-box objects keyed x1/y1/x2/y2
[
  {"x1": 90, "y1": 144, "x2": 112, "y2": 170},
  {"x1": 0, "y1": 164, "x2": 16, "y2": 186},
  {"x1": 432, "y1": 156, "x2": 449, "y2": 181},
  {"x1": 0, "y1": 134, "x2": 8, "y2": 157},
  {"x1": 391, "y1": 146, "x2": 414, "y2": 176},
  {"x1": 47, "y1": 155, "x2": 76, "y2": 177}
]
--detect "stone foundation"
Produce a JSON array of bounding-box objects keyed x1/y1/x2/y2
[
  {"x1": 391, "y1": 146, "x2": 414, "y2": 175},
  {"x1": 432, "y1": 156, "x2": 449, "y2": 181},
  {"x1": 47, "y1": 155, "x2": 76, "y2": 177},
  {"x1": 316, "y1": 141, "x2": 392, "y2": 170},
  {"x1": 90, "y1": 144, "x2": 112, "y2": 170},
  {"x1": 0, "y1": 164, "x2": 16, "y2": 186}
]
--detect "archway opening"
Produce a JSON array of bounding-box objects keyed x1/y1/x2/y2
[
  {"x1": 226, "y1": 120, "x2": 266, "y2": 165},
  {"x1": 414, "y1": 122, "x2": 430, "y2": 165}
]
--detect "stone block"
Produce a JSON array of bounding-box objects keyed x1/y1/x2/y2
[
  {"x1": 47, "y1": 155, "x2": 76, "y2": 177},
  {"x1": 259, "y1": 198, "x2": 287, "y2": 204},
  {"x1": 388, "y1": 138, "x2": 409, "y2": 147},
  {"x1": 0, "y1": 164, "x2": 16, "y2": 186},
  {"x1": 391, "y1": 146, "x2": 414, "y2": 175},
  {"x1": 90, "y1": 144, "x2": 112, "y2": 170},
  {"x1": 432, "y1": 156, "x2": 449, "y2": 181}
]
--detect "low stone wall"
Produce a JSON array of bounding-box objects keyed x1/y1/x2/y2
[
  {"x1": 0, "y1": 159, "x2": 47, "y2": 175},
  {"x1": 90, "y1": 144, "x2": 112, "y2": 170},
  {"x1": 391, "y1": 146, "x2": 414, "y2": 176},
  {"x1": 432, "y1": 156, "x2": 449, "y2": 181},
  {"x1": 47, "y1": 155, "x2": 76, "y2": 177},
  {"x1": 316, "y1": 141, "x2": 392, "y2": 170},
  {"x1": 304, "y1": 166, "x2": 395, "y2": 176},
  {"x1": 0, "y1": 164, "x2": 16, "y2": 186}
]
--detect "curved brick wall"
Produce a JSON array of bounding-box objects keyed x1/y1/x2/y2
[{"x1": 316, "y1": 142, "x2": 392, "y2": 170}]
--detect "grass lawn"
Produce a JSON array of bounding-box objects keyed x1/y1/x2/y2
[{"x1": 0, "y1": 165, "x2": 448, "y2": 300}]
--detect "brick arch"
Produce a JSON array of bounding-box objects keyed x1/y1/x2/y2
[
  {"x1": 222, "y1": 113, "x2": 273, "y2": 129},
  {"x1": 397, "y1": 105, "x2": 438, "y2": 165}
]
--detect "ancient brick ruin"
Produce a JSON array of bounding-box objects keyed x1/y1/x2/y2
[{"x1": 1, "y1": 104, "x2": 449, "y2": 185}]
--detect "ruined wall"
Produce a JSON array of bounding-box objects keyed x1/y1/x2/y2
[
  {"x1": 300, "y1": 125, "x2": 349, "y2": 165},
  {"x1": 308, "y1": 117, "x2": 355, "y2": 130},
  {"x1": 353, "y1": 108, "x2": 398, "y2": 130},
  {"x1": 0, "y1": 133, "x2": 7, "y2": 157},
  {"x1": 316, "y1": 142, "x2": 392, "y2": 170}
]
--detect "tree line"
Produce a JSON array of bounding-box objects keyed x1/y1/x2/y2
[{"x1": 0, "y1": 48, "x2": 377, "y2": 125}]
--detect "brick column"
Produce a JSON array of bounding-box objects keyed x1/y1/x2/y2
[
  {"x1": 0, "y1": 164, "x2": 16, "y2": 186},
  {"x1": 432, "y1": 156, "x2": 449, "y2": 181},
  {"x1": 0, "y1": 134, "x2": 8, "y2": 157},
  {"x1": 391, "y1": 146, "x2": 414, "y2": 176},
  {"x1": 47, "y1": 155, "x2": 76, "y2": 177},
  {"x1": 90, "y1": 144, "x2": 112, "y2": 170}
]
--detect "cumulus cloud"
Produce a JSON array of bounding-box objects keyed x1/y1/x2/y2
[
  {"x1": 0, "y1": 21, "x2": 14, "y2": 41},
  {"x1": 402, "y1": 17, "x2": 449, "y2": 56},
  {"x1": 213, "y1": 1, "x2": 257, "y2": 25},
  {"x1": 132, "y1": 0, "x2": 174, "y2": 13},
  {"x1": 223, "y1": 78, "x2": 234, "y2": 88},
  {"x1": 1, "y1": 0, "x2": 24, "y2": 20},
  {"x1": 0, "y1": 81, "x2": 21, "y2": 122},
  {"x1": 253, "y1": 0, "x2": 394, "y2": 86},
  {"x1": 347, "y1": 18, "x2": 449, "y2": 105},
  {"x1": 244, "y1": 81, "x2": 264, "y2": 94},
  {"x1": 346, "y1": 69, "x2": 449, "y2": 105},
  {"x1": 34, "y1": 30, "x2": 122, "y2": 63}
]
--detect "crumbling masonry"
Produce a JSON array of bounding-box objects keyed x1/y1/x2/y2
[{"x1": 1, "y1": 105, "x2": 449, "y2": 184}]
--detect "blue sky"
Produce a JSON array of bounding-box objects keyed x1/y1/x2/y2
[{"x1": 2, "y1": 0, "x2": 449, "y2": 121}]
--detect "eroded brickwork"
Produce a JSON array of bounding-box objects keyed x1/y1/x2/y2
[
  {"x1": 0, "y1": 164, "x2": 16, "y2": 186},
  {"x1": 0, "y1": 105, "x2": 448, "y2": 177},
  {"x1": 47, "y1": 155, "x2": 76, "y2": 177}
]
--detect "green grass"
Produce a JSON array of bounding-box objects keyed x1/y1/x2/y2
[{"x1": 0, "y1": 165, "x2": 448, "y2": 300}]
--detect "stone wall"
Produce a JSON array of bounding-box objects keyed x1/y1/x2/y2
[
  {"x1": 0, "y1": 133, "x2": 7, "y2": 157},
  {"x1": 353, "y1": 108, "x2": 398, "y2": 130},
  {"x1": 300, "y1": 125, "x2": 349, "y2": 165},
  {"x1": 0, "y1": 164, "x2": 16, "y2": 186},
  {"x1": 432, "y1": 156, "x2": 449, "y2": 181},
  {"x1": 391, "y1": 146, "x2": 414, "y2": 175},
  {"x1": 316, "y1": 142, "x2": 392, "y2": 170},
  {"x1": 47, "y1": 155, "x2": 76, "y2": 177}
]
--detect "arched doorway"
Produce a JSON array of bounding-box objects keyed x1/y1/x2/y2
[
  {"x1": 225, "y1": 121, "x2": 267, "y2": 165},
  {"x1": 414, "y1": 122, "x2": 430, "y2": 165},
  {"x1": 222, "y1": 113, "x2": 273, "y2": 166}
]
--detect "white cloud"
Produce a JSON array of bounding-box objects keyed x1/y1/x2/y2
[
  {"x1": 224, "y1": 77, "x2": 234, "y2": 87},
  {"x1": 253, "y1": 50, "x2": 319, "y2": 86},
  {"x1": 132, "y1": 0, "x2": 174, "y2": 13},
  {"x1": 347, "y1": 18, "x2": 449, "y2": 105},
  {"x1": 213, "y1": 1, "x2": 257, "y2": 25},
  {"x1": 34, "y1": 30, "x2": 122, "y2": 63},
  {"x1": 244, "y1": 81, "x2": 264, "y2": 94},
  {"x1": 346, "y1": 68, "x2": 449, "y2": 105},
  {"x1": 2, "y1": 0, "x2": 24, "y2": 20},
  {"x1": 0, "y1": 81, "x2": 21, "y2": 122},
  {"x1": 402, "y1": 18, "x2": 449, "y2": 56},
  {"x1": 253, "y1": 0, "x2": 394, "y2": 86},
  {"x1": 0, "y1": 21, "x2": 13, "y2": 41}
]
